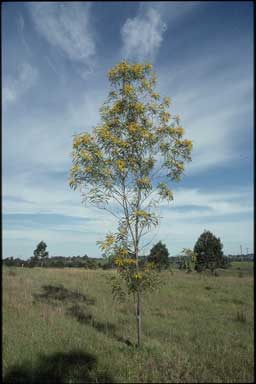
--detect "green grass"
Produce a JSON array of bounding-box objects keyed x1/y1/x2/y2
[{"x1": 3, "y1": 262, "x2": 254, "y2": 383}]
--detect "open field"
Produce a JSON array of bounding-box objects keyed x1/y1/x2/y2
[{"x1": 3, "y1": 262, "x2": 254, "y2": 383}]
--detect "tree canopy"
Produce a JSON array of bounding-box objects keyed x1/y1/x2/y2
[
  {"x1": 148, "y1": 241, "x2": 169, "y2": 270},
  {"x1": 194, "y1": 230, "x2": 224, "y2": 272},
  {"x1": 33, "y1": 241, "x2": 49, "y2": 260},
  {"x1": 70, "y1": 61, "x2": 192, "y2": 259}
]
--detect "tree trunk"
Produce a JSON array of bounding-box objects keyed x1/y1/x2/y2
[
  {"x1": 136, "y1": 290, "x2": 141, "y2": 347},
  {"x1": 135, "y1": 185, "x2": 142, "y2": 347},
  {"x1": 135, "y1": 244, "x2": 142, "y2": 347}
]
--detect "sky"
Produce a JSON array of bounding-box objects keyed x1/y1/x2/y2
[{"x1": 2, "y1": 1, "x2": 254, "y2": 259}]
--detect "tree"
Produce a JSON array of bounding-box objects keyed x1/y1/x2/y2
[
  {"x1": 33, "y1": 241, "x2": 49, "y2": 266},
  {"x1": 194, "y1": 230, "x2": 224, "y2": 273},
  {"x1": 69, "y1": 61, "x2": 192, "y2": 346},
  {"x1": 148, "y1": 241, "x2": 169, "y2": 270}
]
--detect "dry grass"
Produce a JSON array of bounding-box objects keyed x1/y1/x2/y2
[{"x1": 3, "y1": 262, "x2": 254, "y2": 383}]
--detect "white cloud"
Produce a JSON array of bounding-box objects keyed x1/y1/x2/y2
[
  {"x1": 3, "y1": 62, "x2": 38, "y2": 106},
  {"x1": 139, "y1": 1, "x2": 202, "y2": 23},
  {"x1": 139, "y1": 186, "x2": 253, "y2": 255},
  {"x1": 120, "y1": 1, "x2": 202, "y2": 61},
  {"x1": 3, "y1": 2, "x2": 253, "y2": 258},
  {"x1": 3, "y1": 180, "x2": 253, "y2": 257},
  {"x1": 121, "y1": 8, "x2": 167, "y2": 61},
  {"x1": 119, "y1": 1, "x2": 254, "y2": 174},
  {"x1": 66, "y1": 89, "x2": 106, "y2": 132},
  {"x1": 158, "y1": 218, "x2": 253, "y2": 255},
  {"x1": 157, "y1": 54, "x2": 253, "y2": 174},
  {"x1": 28, "y1": 2, "x2": 95, "y2": 72},
  {"x1": 2, "y1": 87, "x2": 106, "y2": 186},
  {"x1": 18, "y1": 13, "x2": 31, "y2": 54},
  {"x1": 3, "y1": 171, "x2": 118, "y2": 258},
  {"x1": 164, "y1": 187, "x2": 252, "y2": 216}
]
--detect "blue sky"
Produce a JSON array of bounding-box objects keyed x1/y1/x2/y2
[{"x1": 3, "y1": 1, "x2": 253, "y2": 259}]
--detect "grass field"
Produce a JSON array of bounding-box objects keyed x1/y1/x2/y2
[{"x1": 3, "y1": 262, "x2": 254, "y2": 383}]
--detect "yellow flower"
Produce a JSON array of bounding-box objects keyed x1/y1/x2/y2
[
  {"x1": 125, "y1": 258, "x2": 136, "y2": 265},
  {"x1": 137, "y1": 177, "x2": 150, "y2": 187},
  {"x1": 68, "y1": 177, "x2": 76, "y2": 186},
  {"x1": 97, "y1": 126, "x2": 111, "y2": 141},
  {"x1": 123, "y1": 84, "x2": 133, "y2": 95},
  {"x1": 119, "y1": 249, "x2": 129, "y2": 256},
  {"x1": 81, "y1": 150, "x2": 92, "y2": 161},
  {"x1": 161, "y1": 112, "x2": 170, "y2": 122},
  {"x1": 105, "y1": 234, "x2": 115, "y2": 245},
  {"x1": 116, "y1": 159, "x2": 126, "y2": 173},
  {"x1": 71, "y1": 164, "x2": 80, "y2": 174},
  {"x1": 141, "y1": 79, "x2": 150, "y2": 89},
  {"x1": 151, "y1": 92, "x2": 160, "y2": 100},
  {"x1": 134, "y1": 210, "x2": 150, "y2": 218},
  {"x1": 112, "y1": 103, "x2": 122, "y2": 114},
  {"x1": 183, "y1": 139, "x2": 193, "y2": 150},
  {"x1": 114, "y1": 257, "x2": 124, "y2": 267},
  {"x1": 133, "y1": 273, "x2": 142, "y2": 280},
  {"x1": 176, "y1": 126, "x2": 184, "y2": 137},
  {"x1": 82, "y1": 134, "x2": 92, "y2": 145},
  {"x1": 167, "y1": 127, "x2": 176, "y2": 135},
  {"x1": 133, "y1": 64, "x2": 143, "y2": 76},
  {"x1": 163, "y1": 96, "x2": 171, "y2": 106},
  {"x1": 141, "y1": 129, "x2": 151, "y2": 139},
  {"x1": 99, "y1": 233, "x2": 116, "y2": 251},
  {"x1": 73, "y1": 133, "x2": 92, "y2": 148},
  {"x1": 134, "y1": 102, "x2": 144, "y2": 113},
  {"x1": 176, "y1": 162, "x2": 184, "y2": 171},
  {"x1": 128, "y1": 122, "x2": 138, "y2": 134}
]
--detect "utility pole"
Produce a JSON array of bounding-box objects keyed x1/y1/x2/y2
[
  {"x1": 246, "y1": 248, "x2": 249, "y2": 255},
  {"x1": 240, "y1": 245, "x2": 243, "y2": 255}
]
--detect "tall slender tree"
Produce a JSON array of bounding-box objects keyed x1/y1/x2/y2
[
  {"x1": 33, "y1": 241, "x2": 49, "y2": 266},
  {"x1": 69, "y1": 61, "x2": 192, "y2": 346}
]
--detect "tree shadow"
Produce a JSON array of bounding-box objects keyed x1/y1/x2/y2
[
  {"x1": 33, "y1": 284, "x2": 133, "y2": 347},
  {"x1": 67, "y1": 304, "x2": 133, "y2": 347},
  {"x1": 33, "y1": 285, "x2": 95, "y2": 306},
  {"x1": 4, "y1": 350, "x2": 114, "y2": 383}
]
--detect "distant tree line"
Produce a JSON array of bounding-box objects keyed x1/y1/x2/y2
[
  {"x1": 2, "y1": 255, "x2": 104, "y2": 269},
  {"x1": 3, "y1": 241, "x2": 104, "y2": 269},
  {"x1": 4, "y1": 252, "x2": 251, "y2": 270},
  {"x1": 225, "y1": 254, "x2": 254, "y2": 262},
  {"x1": 2, "y1": 235, "x2": 253, "y2": 270}
]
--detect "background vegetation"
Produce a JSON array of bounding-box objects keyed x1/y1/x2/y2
[{"x1": 3, "y1": 261, "x2": 254, "y2": 383}]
